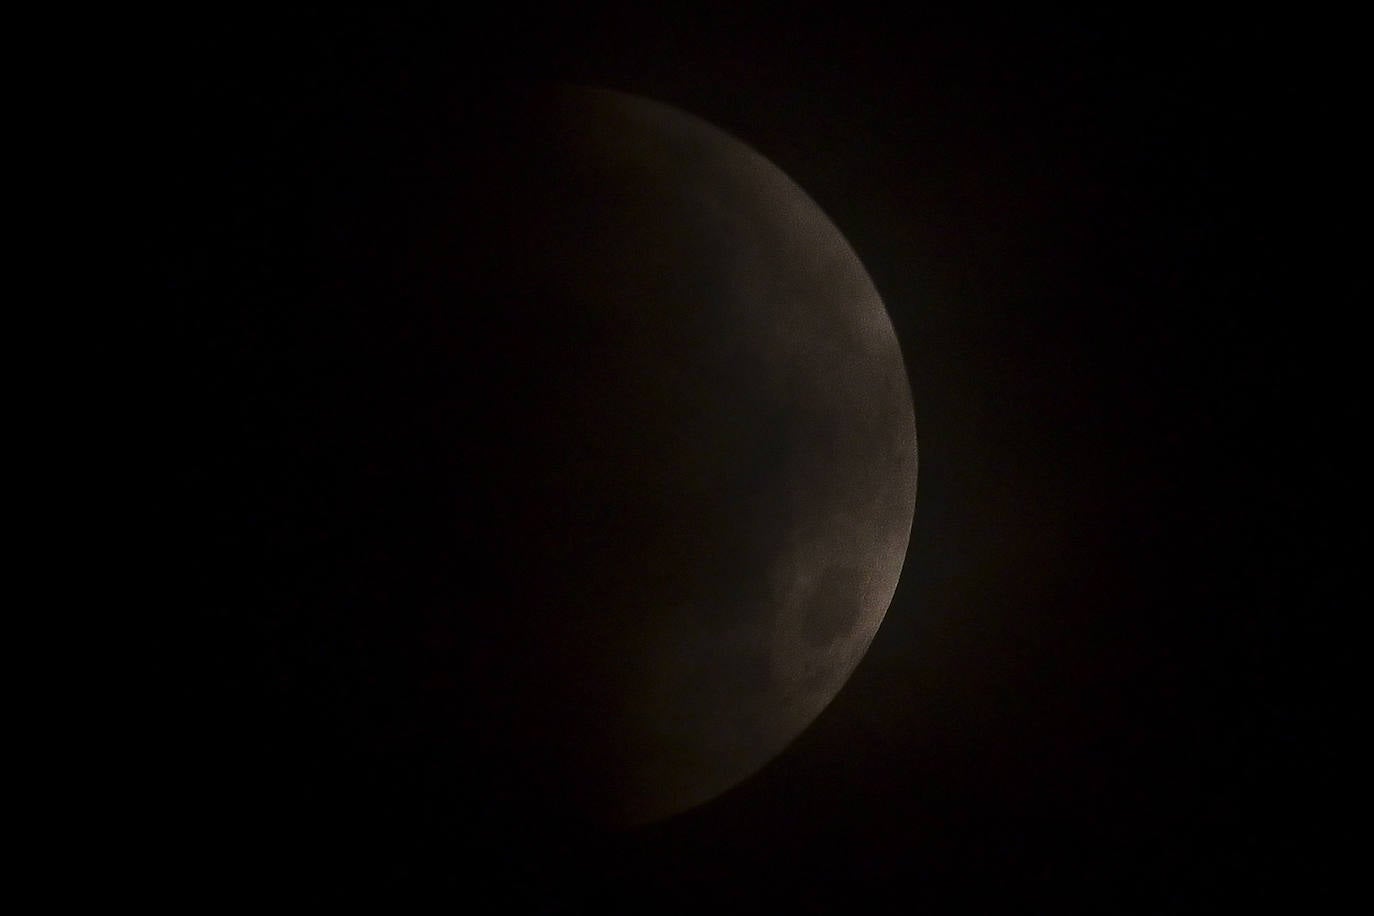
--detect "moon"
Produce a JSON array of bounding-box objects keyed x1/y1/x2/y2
[
  {"x1": 481, "y1": 86, "x2": 918, "y2": 824},
  {"x1": 249, "y1": 84, "x2": 916, "y2": 829}
]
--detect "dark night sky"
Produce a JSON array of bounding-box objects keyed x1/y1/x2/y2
[{"x1": 163, "y1": 8, "x2": 1347, "y2": 910}]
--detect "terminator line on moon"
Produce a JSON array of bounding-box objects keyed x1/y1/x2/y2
[{"x1": 271, "y1": 84, "x2": 918, "y2": 828}]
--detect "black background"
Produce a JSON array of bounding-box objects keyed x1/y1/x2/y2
[{"x1": 162, "y1": 7, "x2": 1347, "y2": 910}]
